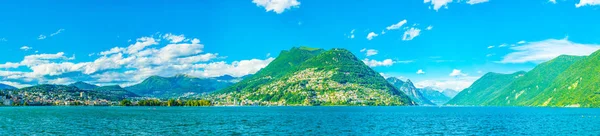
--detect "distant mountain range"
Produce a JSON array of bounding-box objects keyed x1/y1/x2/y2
[
  {"x1": 448, "y1": 50, "x2": 600, "y2": 107},
  {"x1": 0, "y1": 83, "x2": 16, "y2": 90},
  {"x1": 207, "y1": 47, "x2": 415, "y2": 106},
  {"x1": 387, "y1": 77, "x2": 435, "y2": 105},
  {"x1": 124, "y1": 74, "x2": 234, "y2": 97}
]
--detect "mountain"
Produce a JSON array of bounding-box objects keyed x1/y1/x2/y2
[
  {"x1": 209, "y1": 47, "x2": 415, "y2": 106},
  {"x1": 418, "y1": 87, "x2": 452, "y2": 105},
  {"x1": 446, "y1": 71, "x2": 527, "y2": 106},
  {"x1": 69, "y1": 81, "x2": 99, "y2": 90},
  {"x1": 125, "y1": 74, "x2": 233, "y2": 97},
  {"x1": 528, "y1": 52, "x2": 600, "y2": 107},
  {"x1": 212, "y1": 75, "x2": 248, "y2": 83},
  {"x1": 446, "y1": 54, "x2": 591, "y2": 107},
  {"x1": 484, "y1": 55, "x2": 584, "y2": 106},
  {"x1": 92, "y1": 85, "x2": 139, "y2": 101},
  {"x1": 441, "y1": 89, "x2": 458, "y2": 98},
  {"x1": 387, "y1": 77, "x2": 434, "y2": 105},
  {"x1": 0, "y1": 83, "x2": 16, "y2": 90}
]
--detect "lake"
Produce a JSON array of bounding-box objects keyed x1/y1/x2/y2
[{"x1": 1, "y1": 106, "x2": 599, "y2": 135}]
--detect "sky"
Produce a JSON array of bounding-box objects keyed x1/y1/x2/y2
[{"x1": 1, "y1": 0, "x2": 600, "y2": 91}]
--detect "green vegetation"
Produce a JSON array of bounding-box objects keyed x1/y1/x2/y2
[
  {"x1": 206, "y1": 47, "x2": 415, "y2": 106},
  {"x1": 446, "y1": 71, "x2": 527, "y2": 105},
  {"x1": 69, "y1": 81, "x2": 99, "y2": 90},
  {"x1": 447, "y1": 51, "x2": 600, "y2": 107},
  {"x1": 387, "y1": 77, "x2": 434, "y2": 105},
  {"x1": 125, "y1": 74, "x2": 233, "y2": 97}
]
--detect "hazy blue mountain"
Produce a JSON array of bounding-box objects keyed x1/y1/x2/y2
[
  {"x1": 69, "y1": 81, "x2": 99, "y2": 90},
  {"x1": 418, "y1": 87, "x2": 452, "y2": 105},
  {"x1": 0, "y1": 83, "x2": 16, "y2": 90},
  {"x1": 125, "y1": 74, "x2": 233, "y2": 97},
  {"x1": 387, "y1": 77, "x2": 435, "y2": 105}
]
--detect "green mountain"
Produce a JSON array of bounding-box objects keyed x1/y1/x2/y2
[
  {"x1": 92, "y1": 85, "x2": 139, "y2": 101},
  {"x1": 418, "y1": 87, "x2": 452, "y2": 105},
  {"x1": 209, "y1": 47, "x2": 415, "y2": 106},
  {"x1": 484, "y1": 55, "x2": 584, "y2": 106},
  {"x1": 125, "y1": 74, "x2": 233, "y2": 97},
  {"x1": 0, "y1": 83, "x2": 16, "y2": 90},
  {"x1": 387, "y1": 78, "x2": 434, "y2": 105},
  {"x1": 446, "y1": 71, "x2": 527, "y2": 106},
  {"x1": 528, "y1": 52, "x2": 600, "y2": 107},
  {"x1": 219, "y1": 46, "x2": 326, "y2": 94},
  {"x1": 446, "y1": 54, "x2": 593, "y2": 107},
  {"x1": 441, "y1": 89, "x2": 458, "y2": 98},
  {"x1": 69, "y1": 81, "x2": 99, "y2": 90}
]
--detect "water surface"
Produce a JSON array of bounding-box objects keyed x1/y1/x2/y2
[{"x1": 1, "y1": 106, "x2": 599, "y2": 135}]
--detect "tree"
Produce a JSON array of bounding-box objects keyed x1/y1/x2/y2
[{"x1": 120, "y1": 99, "x2": 132, "y2": 106}]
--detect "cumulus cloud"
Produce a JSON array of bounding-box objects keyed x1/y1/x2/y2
[
  {"x1": 20, "y1": 46, "x2": 32, "y2": 51},
  {"x1": 366, "y1": 32, "x2": 379, "y2": 40},
  {"x1": 402, "y1": 28, "x2": 421, "y2": 41},
  {"x1": 424, "y1": 0, "x2": 453, "y2": 11},
  {"x1": 386, "y1": 20, "x2": 408, "y2": 30},
  {"x1": 466, "y1": 0, "x2": 489, "y2": 5},
  {"x1": 362, "y1": 58, "x2": 395, "y2": 67},
  {"x1": 449, "y1": 69, "x2": 467, "y2": 77},
  {"x1": 252, "y1": 0, "x2": 300, "y2": 14},
  {"x1": 576, "y1": 0, "x2": 600, "y2": 7},
  {"x1": 417, "y1": 69, "x2": 425, "y2": 74},
  {"x1": 360, "y1": 49, "x2": 378, "y2": 56},
  {"x1": 0, "y1": 33, "x2": 275, "y2": 87},
  {"x1": 426, "y1": 25, "x2": 433, "y2": 30},
  {"x1": 499, "y1": 38, "x2": 600, "y2": 63}
]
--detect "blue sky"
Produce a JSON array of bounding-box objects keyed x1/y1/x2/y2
[{"x1": 1, "y1": 0, "x2": 600, "y2": 90}]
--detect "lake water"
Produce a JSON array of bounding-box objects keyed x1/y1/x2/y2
[{"x1": 1, "y1": 106, "x2": 599, "y2": 135}]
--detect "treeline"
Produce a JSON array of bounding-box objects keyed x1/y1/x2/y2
[{"x1": 119, "y1": 99, "x2": 212, "y2": 106}]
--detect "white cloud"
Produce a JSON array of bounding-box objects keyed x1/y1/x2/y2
[
  {"x1": 517, "y1": 40, "x2": 526, "y2": 44},
  {"x1": 498, "y1": 44, "x2": 507, "y2": 47},
  {"x1": 38, "y1": 35, "x2": 47, "y2": 40},
  {"x1": 549, "y1": 0, "x2": 556, "y2": 4},
  {"x1": 386, "y1": 20, "x2": 408, "y2": 30},
  {"x1": 162, "y1": 33, "x2": 186, "y2": 43},
  {"x1": 252, "y1": 0, "x2": 300, "y2": 14},
  {"x1": 20, "y1": 46, "x2": 32, "y2": 51},
  {"x1": 402, "y1": 28, "x2": 421, "y2": 41},
  {"x1": 500, "y1": 38, "x2": 600, "y2": 63},
  {"x1": 362, "y1": 58, "x2": 396, "y2": 67},
  {"x1": 466, "y1": 0, "x2": 489, "y2": 5},
  {"x1": 360, "y1": 49, "x2": 378, "y2": 56},
  {"x1": 487, "y1": 45, "x2": 494, "y2": 49},
  {"x1": 366, "y1": 32, "x2": 379, "y2": 40},
  {"x1": 424, "y1": 0, "x2": 453, "y2": 11},
  {"x1": 0, "y1": 33, "x2": 275, "y2": 87},
  {"x1": 576, "y1": 0, "x2": 600, "y2": 7},
  {"x1": 426, "y1": 25, "x2": 433, "y2": 30},
  {"x1": 50, "y1": 29, "x2": 65, "y2": 37},
  {"x1": 348, "y1": 29, "x2": 355, "y2": 39},
  {"x1": 417, "y1": 69, "x2": 425, "y2": 74},
  {"x1": 0, "y1": 81, "x2": 31, "y2": 88},
  {"x1": 449, "y1": 69, "x2": 467, "y2": 77},
  {"x1": 266, "y1": 53, "x2": 271, "y2": 57}
]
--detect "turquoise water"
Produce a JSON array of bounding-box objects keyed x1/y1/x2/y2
[{"x1": 1, "y1": 107, "x2": 599, "y2": 135}]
